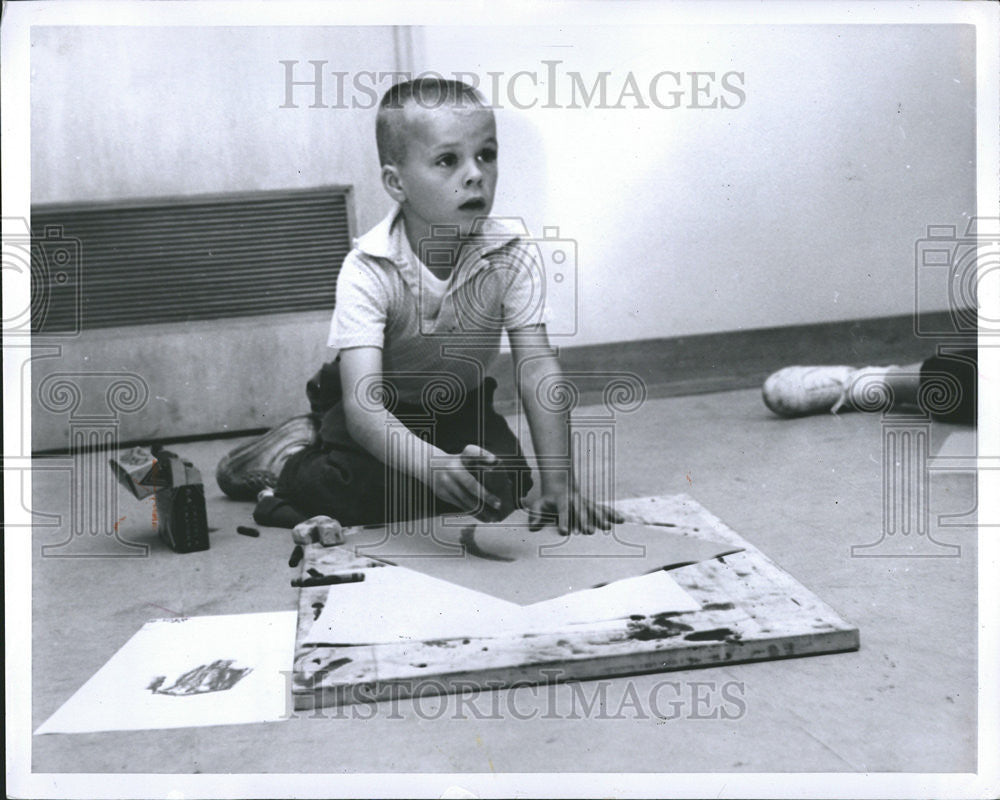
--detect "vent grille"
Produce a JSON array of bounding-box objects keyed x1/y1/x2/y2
[{"x1": 30, "y1": 186, "x2": 353, "y2": 332}]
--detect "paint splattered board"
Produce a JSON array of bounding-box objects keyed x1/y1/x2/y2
[{"x1": 291, "y1": 494, "x2": 859, "y2": 710}]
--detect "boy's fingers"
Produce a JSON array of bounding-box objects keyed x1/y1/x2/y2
[
  {"x1": 589, "y1": 500, "x2": 623, "y2": 527},
  {"x1": 528, "y1": 502, "x2": 555, "y2": 532},
  {"x1": 581, "y1": 499, "x2": 607, "y2": 535},
  {"x1": 462, "y1": 472, "x2": 501, "y2": 512},
  {"x1": 460, "y1": 445, "x2": 498, "y2": 469},
  {"x1": 573, "y1": 503, "x2": 596, "y2": 535},
  {"x1": 557, "y1": 501, "x2": 578, "y2": 536},
  {"x1": 560, "y1": 501, "x2": 580, "y2": 535},
  {"x1": 433, "y1": 467, "x2": 471, "y2": 509},
  {"x1": 589, "y1": 501, "x2": 613, "y2": 531},
  {"x1": 438, "y1": 453, "x2": 500, "y2": 513},
  {"x1": 481, "y1": 486, "x2": 502, "y2": 512},
  {"x1": 454, "y1": 471, "x2": 500, "y2": 513}
]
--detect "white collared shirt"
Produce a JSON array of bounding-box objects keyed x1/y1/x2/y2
[{"x1": 328, "y1": 205, "x2": 549, "y2": 403}]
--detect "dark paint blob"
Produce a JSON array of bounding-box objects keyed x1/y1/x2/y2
[
  {"x1": 626, "y1": 616, "x2": 694, "y2": 641},
  {"x1": 321, "y1": 657, "x2": 353, "y2": 672},
  {"x1": 684, "y1": 627, "x2": 738, "y2": 642},
  {"x1": 148, "y1": 659, "x2": 251, "y2": 696}
]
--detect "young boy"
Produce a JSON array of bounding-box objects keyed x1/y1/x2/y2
[{"x1": 218, "y1": 78, "x2": 616, "y2": 536}]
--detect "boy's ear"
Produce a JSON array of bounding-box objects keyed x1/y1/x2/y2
[{"x1": 381, "y1": 164, "x2": 406, "y2": 203}]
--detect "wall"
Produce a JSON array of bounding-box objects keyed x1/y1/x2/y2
[
  {"x1": 416, "y1": 24, "x2": 976, "y2": 345},
  {"x1": 31, "y1": 25, "x2": 397, "y2": 232},
  {"x1": 27, "y1": 24, "x2": 977, "y2": 447},
  {"x1": 31, "y1": 27, "x2": 406, "y2": 450},
  {"x1": 30, "y1": 26, "x2": 400, "y2": 448}
]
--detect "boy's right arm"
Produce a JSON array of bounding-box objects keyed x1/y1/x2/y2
[{"x1": 338, "y1": 346, "x2": 501, "y2": 515}]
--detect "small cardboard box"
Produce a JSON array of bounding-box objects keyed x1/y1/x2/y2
[{"x1": 109, "y1": 446, "x2": 210, "y2": 553}]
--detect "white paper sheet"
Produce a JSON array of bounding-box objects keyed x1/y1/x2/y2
[
  {"x1": 350, "y1": 512, "x2": 742, "y2": 604},
  {"x1": 303, "y1": 565, "x2": 700, "y2": 645},
  {"x1": 35, "y1": 611, "x2": 297, "y2": 735},
  {"x1": 304, "y1": 567, "x2": 528, "y2": 644},
  {"x1": 524, "y1": 569, "x2": 702, "y2": 625}
]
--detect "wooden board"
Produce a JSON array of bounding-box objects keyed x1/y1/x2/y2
[{"x1": 291, "y1": 494, "x2": 859, "y2": 710}]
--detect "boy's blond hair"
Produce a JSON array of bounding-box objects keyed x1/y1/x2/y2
[{"x1": 375, "y1": 78, "x2": 488, "y2": 166}]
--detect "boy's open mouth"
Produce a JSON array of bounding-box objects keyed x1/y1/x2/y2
[{"x1": 459, "y1": 198, "x2": 487, "y2": 212}]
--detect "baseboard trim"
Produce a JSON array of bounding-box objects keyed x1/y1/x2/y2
[
  {"x1": 490, "y1": 310, "x2": 969, "y2": 411},
  {"x1": 33, "y1": 310, "x2": 969, "y2": 454}
]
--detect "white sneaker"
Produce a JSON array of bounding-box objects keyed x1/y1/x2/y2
[{"x1": 762, "y1": 365, "x2": 858, "y2": 417}]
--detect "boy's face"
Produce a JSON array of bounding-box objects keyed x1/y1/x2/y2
[{"x1": 386, "y1": 103, "x2": 498, "y2": 239}]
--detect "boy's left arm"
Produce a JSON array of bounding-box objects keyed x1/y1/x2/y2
[{"x1": 508, "y1": 324, "x2": 623, "y2": 535}]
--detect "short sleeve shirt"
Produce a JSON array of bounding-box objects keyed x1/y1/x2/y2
[{"x1": 328, "y1": 206, "x2": 550, "y2": 404}]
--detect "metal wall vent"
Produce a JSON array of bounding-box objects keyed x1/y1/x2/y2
[{"x1": 30, "y1": 186, "x2": 353, "y2": 332}]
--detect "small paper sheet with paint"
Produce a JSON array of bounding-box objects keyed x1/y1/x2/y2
[
  {"x1": 35, "y1": 611, "x2": 297, "y2": 735},
  {"x1": 304, "y1": 565, "x2": 702, "y2": 646}
]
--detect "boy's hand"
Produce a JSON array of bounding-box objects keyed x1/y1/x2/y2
[
  {"x1": 431, "y1": 445, "x2": 504, "y2": 517},
  {"x1": 525, "y1": 488, "x2": 623, "y2": 536}
]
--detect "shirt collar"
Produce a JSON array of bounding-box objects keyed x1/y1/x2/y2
[{"x1": 354, "y1": 204, "x2": 522, "y2": 267}]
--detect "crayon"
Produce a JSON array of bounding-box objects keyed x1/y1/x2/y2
[{"x1": 290, "y1": 571, "x2": 366, "y2": 588}]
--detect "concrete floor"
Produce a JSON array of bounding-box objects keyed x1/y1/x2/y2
[{"x1": 30, "y1": 387, "x2": 977, "y2": 774}]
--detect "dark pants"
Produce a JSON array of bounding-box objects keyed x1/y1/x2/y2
[
  {"x1": 921, "y1": 349, "x2": 977, "y2": 425},
  {"x1": 254, "y1": 359, "x2": 533, "y2": 528}
]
